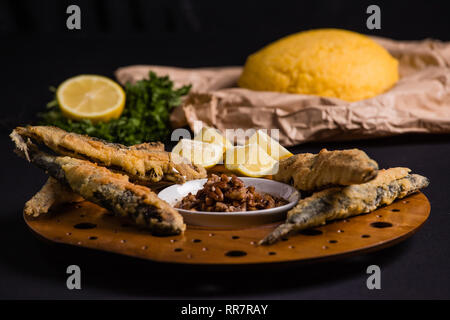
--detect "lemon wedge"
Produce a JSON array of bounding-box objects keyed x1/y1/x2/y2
[
  {"x1": 172, "y1": 139, "x2": 223, "y2": 169},
  {"x1": 248, "y1": 130, "x2": 293, "y2": 161},
  {"x1": 225, "y1": 144, "x2": 278, "y2": 177},
  {"x1": 193, "y1": 127, "x2": 233, "y2": 153},
  {"x1": 56, "y1": 75, "x2": 126, "y2": 123}
]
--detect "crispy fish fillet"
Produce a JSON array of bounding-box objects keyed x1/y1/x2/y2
[
  {"x1": 23, "y1": 141, "x2": 167, "y2": 216},
  {"x1": 273, "y1": 149, "x2": 379, "y2": 192},
  {"x1": 24, "y1": 177, "x2": 83, "y2": 218},
  {"x1": 12, "y1": 126, "x2": 206, "y2": 187},
  {"x1": 12, "y1": 137, "x2": 185, "y2": 235},
  {"x1": 260, "y1": 168, "x2": 429, "y2": 245}
]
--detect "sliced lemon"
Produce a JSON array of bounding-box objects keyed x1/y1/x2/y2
[
  {"x1": 193, "y1": 127, "x2": 233, "y2": 154},
  {"x1": 225, "y1": 143, "x2": 278, "y2": 177},
  {"x1": 172, "y1": 139, "x2": 223, "y2": 169},
  {"x1": 248, "y1": 129, "x2": 293, "y2": 161},
  {"x1": 56, "y1": 75, "x2": 126, "y2": 123}
]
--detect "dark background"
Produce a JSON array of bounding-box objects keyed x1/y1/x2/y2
[{"x1": 0, "y1": 0, "x2": 449, "y2": 299}]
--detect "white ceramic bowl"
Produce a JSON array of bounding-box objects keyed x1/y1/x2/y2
[{"x1": 158, "y1": 178, "x2": 300, "y2": 228}]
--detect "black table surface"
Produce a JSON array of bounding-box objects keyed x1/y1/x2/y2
[{"x1": 1, "y1": 1, "x2": 450, "y2": 299}]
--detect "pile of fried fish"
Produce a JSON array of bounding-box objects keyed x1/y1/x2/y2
[
  {"x1": 10, "y1": 126, "x2": 429, "y2": 244},
  {"x1": 10, "y1": 126, "x2": 206, "y2": 235}
]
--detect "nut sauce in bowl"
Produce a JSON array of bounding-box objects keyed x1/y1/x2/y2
[{"x1": 158, "y1": 174, "x2": 300, "y2": 228}]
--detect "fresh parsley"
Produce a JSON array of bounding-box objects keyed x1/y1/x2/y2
[{"x1": 39, "y1": 71, "x2": 191, "y2": 145}]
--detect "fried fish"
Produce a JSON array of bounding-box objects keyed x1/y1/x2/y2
[
  {"x1": 260, "y1": 167, "x2": 429, "y2": 245},
  {"x1": 21, "y1": 139, "x2": 167, "y2": 216},
  {"x1": 24, "y1": 177, "x2": 83, "y2": 218},
  {"x1": 12, "y1": 126, "x2": 206, "y2": 188},
  {"x1": 273, "y1": 149, "x2": 379, "y2": 192},
  {"x1": 12, "y1": 135, "x2": 185, "y2": 235}
]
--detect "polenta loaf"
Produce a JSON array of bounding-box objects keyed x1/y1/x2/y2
[{"x1": 238, "y1": 29, "x2": 399, "y2": 101}]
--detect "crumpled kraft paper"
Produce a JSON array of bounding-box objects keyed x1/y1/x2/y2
[{"x1": 115, "y1": 37, "x2": 450, "y2": 146}]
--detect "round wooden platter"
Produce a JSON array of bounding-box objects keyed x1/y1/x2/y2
[{"x1": 24, "y1": 192, "x2": 430, "y2": 265}]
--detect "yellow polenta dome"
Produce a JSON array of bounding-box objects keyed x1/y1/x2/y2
[{"x1": 238, "y1": 29, "x2": 399, "y2": 101}]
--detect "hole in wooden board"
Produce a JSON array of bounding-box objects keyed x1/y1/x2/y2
[
  {"x1": 329, "y1": 240, "x2": 338, "y2": 244},
  {"x1": 174, "y1": 248, "x2": 183, "y2": 252},
  {"x1": 89, "y1": 236, "x2": 98, "y2": 240},
  {"x1": 231, "y1": 236, "x2": 240, "y2": 240},
  {"x1": 391, "y1": 209, "x2": 400, "y2": 212},
  {"x1": 225, "y1": 250, "x2": 247, "y2": 257},
  {"x1": 299, "y1": 229, "x2": 323, "y2": 236},
  {"x1": 361, "y1": 234, "x2": 371, "y2": 238},
  {"x1": 74, "y1": 222, "x2": 97, "y2": 229},
  {"x1": 370, "y1": 222, "x2": 393, "y2": 228},
  {"x1": 192, "y1": 239, "x2": 201, "y2": 243},
  {"x1": 268, "y1": 252, "x2": 276, "y2": 255}
]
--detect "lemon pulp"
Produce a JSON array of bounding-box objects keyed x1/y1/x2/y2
[{"x1": 57, "y1": 75, "x2": 126, "y2": 122}]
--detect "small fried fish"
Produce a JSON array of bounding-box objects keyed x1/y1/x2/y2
[
  {"x1": 273, "y1": 149, "x2": 379, "y2": 192},
  {"x1": 22, "y1": 141, "x2": 165, "y2": 217},
  {"x1": 12, "y1": 126, "x2": 206, "y2": 188},
  {"x1": 24, "y1": 177, "x2": 83, "y2": 218},
  {"x1": 260, "y1": 168, "x2": 429, "y2": 245},
  {"x1": 12, "y1": 135, "x2": 185, "y2": 235}
]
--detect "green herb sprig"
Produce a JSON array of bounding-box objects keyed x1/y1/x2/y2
[{"x1": 39, "y1": 72, "x2": 191, "y2": 145}]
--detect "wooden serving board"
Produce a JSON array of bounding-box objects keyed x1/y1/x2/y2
[{"x1": 24, "y1": 192, "x2": 430, "y2": 265}]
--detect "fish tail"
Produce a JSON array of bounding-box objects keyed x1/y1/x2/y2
[{"x1": 259, "y1": 223, "x2": 294, "y2": 245}]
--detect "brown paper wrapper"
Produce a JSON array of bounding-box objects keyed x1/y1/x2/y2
[{"x1": 115, "y1": 37, "x2": 450, "y2": 146}]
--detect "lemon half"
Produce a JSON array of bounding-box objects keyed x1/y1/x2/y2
[{"x1": 57, "y1": 75, "x2": 126, "y2": 122}]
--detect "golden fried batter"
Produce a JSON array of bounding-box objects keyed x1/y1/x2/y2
[
  {"x1": 273, "y1": 148, "x2": 379, "y2": 192},
  {"x1": 24, "y1": 178, "x2": 83, "y2": 218},
  {"x1": 130, "y1": 142, "x2": 164, "y2": 152},
  {"x1": 13, "y1": 126, "x2": 206, "y2": 187},
  {"x1": 11, "y1": 132, "x2": 185, "y2": 235},
  {"x1": 261, "y1": 168, "x2": 429, "y2": 245}
]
